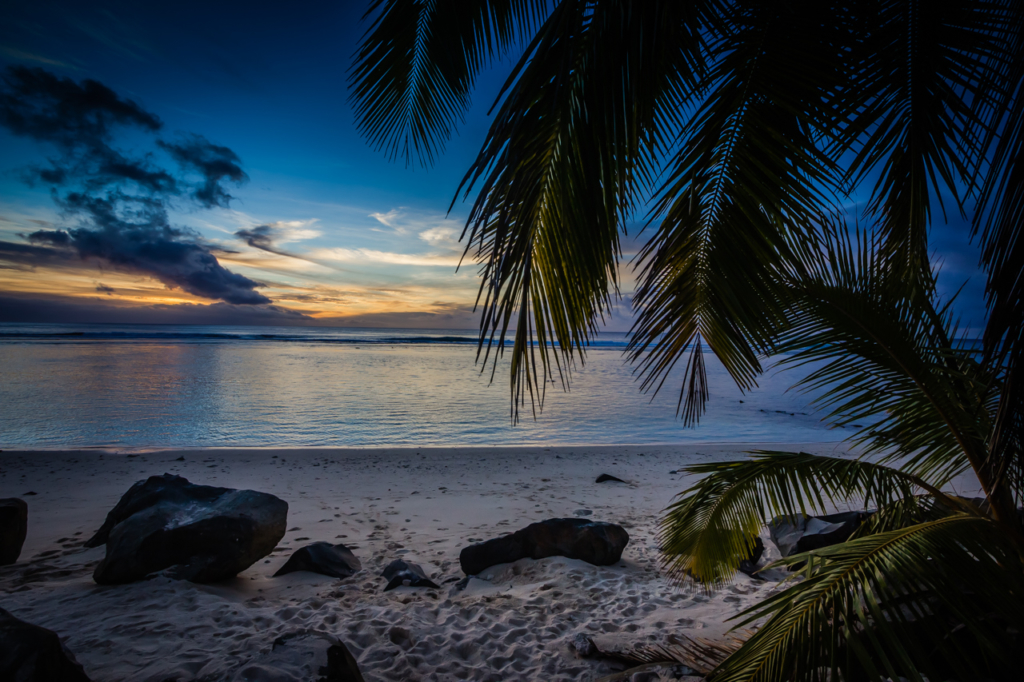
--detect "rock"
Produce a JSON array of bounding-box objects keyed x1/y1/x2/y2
[
  {"x1": 0, "y1": 498, "x2": 28, "y2": 565},
  {"x1": 768, "y1": 510, "x2": 873, "y2": 558},
  {"x1": 381, "y1": 559, "x2": 439, "y2": 591},
  {"x1": 737, "y1": 536, "x2": 765, "y2": 577},
  {"x1": 89, "y1": 474, "x2": 287, "y2": 584},
  {"x1": 460, "y1": 518, "x2": 629, "y2": 576},
  {"x1": 236, "y1": 632, "x2": 364, "y2": 682},
  {"x1": 320, "y1": 641, "x2": 365, "y2": 682},
  {"x1": 571, "y1": 632, "x2": 597, "y2": 658},
  {"x1": 274, "y1": 542, "x2": 361, "y2": 578},
  {"x1": 0, "y1": 607, "x2": 92, "y2": 681},
  {"x1": 596, "y1": 474, "x2": 625, "y2": 483}
]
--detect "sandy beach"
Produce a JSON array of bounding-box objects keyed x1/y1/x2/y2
[{"x1": 1, "y1": 443, "x2": 853, "y2": 681}]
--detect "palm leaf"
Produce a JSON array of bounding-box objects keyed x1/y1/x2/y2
[
  {"x1": 973, "y1": 4, "x2": 1024, "y2": 510},
  {"x1": 776, "y1": 230, "x2": 1000, "y2": 489},
  {"x1": 629, "y1": 0, "x2": 849, "y2": 424},
  {"x1": 349, "y1": 0, "x2": 549, "y2": 166},
  {"x1": 835, "y1": 0, "x2": 1012, "y2": 281},
  {"x1": 713, "y1": 515, "x2": 1024, "y2": 682},
  {"x1": 658, "y1": 451, "x2": 955, "y2": 589},
  {"x1": 456, "y1": 0, "x2": 717, "y2": 420}
]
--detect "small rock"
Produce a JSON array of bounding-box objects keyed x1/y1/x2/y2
[
  {"x1": 596, "y1": 474, "x2": 625, "y2": 483},
  {"x1": 574, "y1": 509, "x2": 593, "y2": 516},
  {"x1": 0, "y1": 607, "x2": 91, "y2": 681},
  {"x1": 737, "y1": 536, "x2": 765, "y2": 577},
  {"x1": 571, "y1": 633, "x2": 597, "y2": 658},
  {"x1": 320, "y1": 641, "x2": 365, "y2": 682},
  {"x1": 273, "y1": 542, "x2": 361, "y2": 578},
  {"x1": 0, "y1": 498, "x2": 28, "y2": 565},
  {"x1": 22, "y1": 491, "x2": 37, "y2": 496},
  {"x1": 381, "y1": 559, "x2": 439, "y2": 591}
]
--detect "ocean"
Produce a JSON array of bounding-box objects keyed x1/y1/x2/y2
[{"x1": 0, "y1": 323, "x2": 845, "y2": 448}]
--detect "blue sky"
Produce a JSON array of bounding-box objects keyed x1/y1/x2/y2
[{"x1": 0, "y1": 0, "x2": 991, "y2": 332}]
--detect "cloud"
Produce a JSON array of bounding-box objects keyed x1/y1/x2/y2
[
  {"x1": 24, "y1": 192, "x2": 270, "y2": 305},
  {"x1": 95, "y1": 282, "x2": 114, "y2": 294},
  {"x1": 370, "y1": 208, "x2": 404, "y2": 228},
  {"x1": 0, "y1": 66, "x2": 162, "y2": 147},
  {"x1": 418, "y1": 225, "x2": 460, "y2": 248},
  {"x1": 309, "y1": 247, "x2": 462, "y2": 267},
  {"x1": 234, "y1": 220, "x2": 321, "y2": 258},
  {"x1": 158, "y1": 135, "x2": 248, "y2": 208},
  {"x1": 0, "y1": 66, "x2": 268, "y2": 306},
  {"x1": 0, "y1": 292, "x2": 310, "y2": 325}
]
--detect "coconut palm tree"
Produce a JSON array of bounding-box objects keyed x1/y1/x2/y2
[{"x1": 351, "y1": 1, "x2": 1024, "y2": 679}]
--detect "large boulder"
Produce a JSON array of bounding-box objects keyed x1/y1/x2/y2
[
  {"x1": 0, "y1": 607, "x2": 91, "y2": 681},
  {"x1": 274, "y1": 542, "x2": 361, "y2": 578},
  {"x1": 460, "y1": 518, "x2": 629, "y2": 576},
  {"x1": 768, "y1": 511, "x2": 872, "y2": 557},
  {"x1": 89, "y1": 474, "x2": 287, "y2": 584},
  {"x1": 0, "y1": 498, "x2": 28, "y2": 565}
]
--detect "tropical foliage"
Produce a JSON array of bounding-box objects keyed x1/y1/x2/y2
[{"x1": 351, "y1": 1, "x2": 1024, "y2": 679}]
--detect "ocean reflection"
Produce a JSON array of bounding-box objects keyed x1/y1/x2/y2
[{"x1": 0, "y1": 325, "x2": 842, "y2": 447}]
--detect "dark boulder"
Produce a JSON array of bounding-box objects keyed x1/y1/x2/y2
[
  {"x1": 274, "y1": 542, "x2": 361, "y2": 578},
  {"x1": 596, "y1": 474, "x2": 625, "y2": 483},
  {"x1": 0, "y1": 607, "x2": 91, "y2": 682},
  {"x1": 460, "y1": 518, "x2": 629, "y2": 576},
  {"x1": 381, "y1": 559, "x2": 439, "y2": 591},
  {"x1": 737, "y1": 536, "x2": 765, "y2": 577},
  {"x1": 85, "y1": 474, "x2": 225, "y2": 548},
  {"x1": 0, "y1": 498, "x2": 28, "y2": 565},
  {"x1": 320, "y1": 641, "x2": 365, "y2": 682},
  {"x1": 90, "y1": 474, "x2": 287, "y2": 584},
  {"x1": 769, "y1": 511, "x2": 873, "y2": 558}
]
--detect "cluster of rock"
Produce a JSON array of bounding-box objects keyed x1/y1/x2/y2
[{"x1": 1, "y1": 472, "x2": 640, "y2": 680}]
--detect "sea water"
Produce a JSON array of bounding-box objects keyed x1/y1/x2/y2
[{"x1": 0, "y1": 323, "x2": 847, "y2": 447}]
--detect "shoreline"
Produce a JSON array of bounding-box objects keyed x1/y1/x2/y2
[{"x1": 0, "y1": 443, "x2": 855, "y2": 681}]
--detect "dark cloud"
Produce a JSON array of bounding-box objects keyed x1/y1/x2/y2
[
  {"x1": 158, "y1": 135, "x2": 248, "y2": 208},
  {"x1": 95, "y1": 283, "x2": 115, "y2": 294},
  {"x1": 235, "y1": 224, "x2": 293, "y2": 257},
  {"x1": 0, "y1": 293, "x2": 311, "y2": 325},
  {"x1": 23, "y1": 192, "x2": 270, "y2": 305},
  {"x1": 0, "y1": 66, "x2": 161, "y2": 149},
  {"x1": 0, "y1": 66, "x2": 268, "y2": 306}
]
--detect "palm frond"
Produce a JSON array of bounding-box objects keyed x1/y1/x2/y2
[
  {"x1": 629, "y1": 0, "x2": 848, "y2": 424},
  {"x1": 836, "y1": 0, "x2": 1012, "y2": 281},
  {"x1": 714, "y1": 515, "x2": 1024, "y2": 682},
  {"x1": 349, "y1": 0, "x2": 550, "y2": 166},
  {"x1": 659, "y1": 451, "x2": 948, "y2": 589},
  {"x1": 776, "y1": 230, "x2": 999, "y2": 488},
  {"x1": 974, "y1": 4, "x2": 1024, "y2": 509},
  {"x1": 456, "y1": 0, "x2": 717, "y2": 420}
]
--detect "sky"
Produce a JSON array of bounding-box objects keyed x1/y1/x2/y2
[{"x1": 0, "y1": 0, "x2": 991, "y2": 332}]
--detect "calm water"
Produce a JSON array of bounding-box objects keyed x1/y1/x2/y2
[{"x1": 0, "y1": 323, "x2": 845, "y2": 447}]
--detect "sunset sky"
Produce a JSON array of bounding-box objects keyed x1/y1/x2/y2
[{"x1": 0, "y1": 0, "x2": 988, "y2": 331}]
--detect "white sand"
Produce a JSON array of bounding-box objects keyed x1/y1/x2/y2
[{"x1": 0, "y1": 443, "x2": 852, "y2": 681}]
